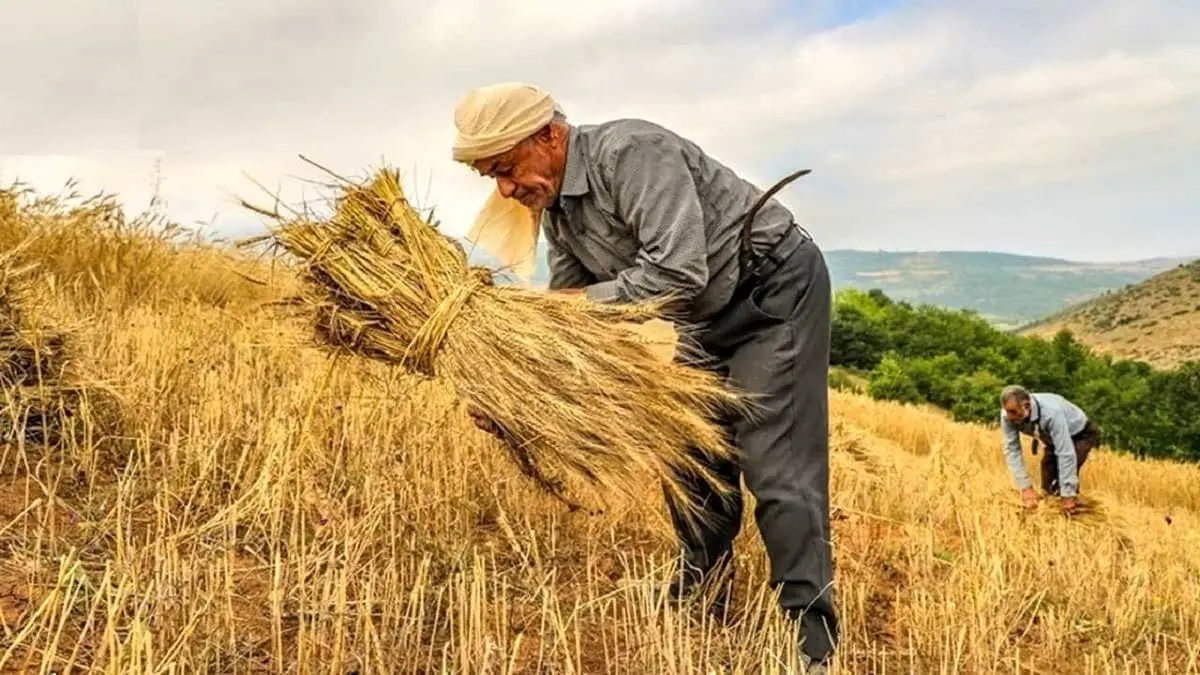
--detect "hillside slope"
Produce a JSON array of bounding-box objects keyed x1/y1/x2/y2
[
  {"x1": 823, "y1": 250, "x2": 1191, "y2": 328},
  {"x1": 1021, "y1": 259, "x2": 1200, "y2": 368},
  {"x1": 468, "y1": 238, "x2": 1189, "y2": 329},
  {"x1": 2, "y1": 185, "x2": 1198, "y2": 673}
]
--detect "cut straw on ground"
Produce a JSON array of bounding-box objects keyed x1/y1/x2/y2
[{"x1": 238, "y1": 159, "x2": 749, "y2": 532}]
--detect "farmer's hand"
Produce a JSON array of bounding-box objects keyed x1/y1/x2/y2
[
  {"x1": 1060, "y1": 496, "x2": 1078, "y2": 514},
  {"x1": 466, "y1": 404, "x2": 503, "y2": 437},
  {"x1": 1020, "y1": 487, "x2": 1038, "y2": 509}
]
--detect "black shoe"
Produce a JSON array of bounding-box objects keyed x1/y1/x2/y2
[{"x1": 788, "y1": 608, "x2": 836, "y2": 672}]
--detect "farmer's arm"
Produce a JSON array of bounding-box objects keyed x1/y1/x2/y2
[
  {"x1": 584, "y1": 133, "x2": 707, "y2": 305},
  {"x1": 543, "y1": 208, "x2": 596, "y2": 292},
  {"x1": 547, "y1": 241, "x2": 596, "y2": 290},
  {"x1": 1001, "y1": 414, "x2": 1032, "y2": 490},
  {"x1": 1045, "y1": 411, "x2": 1081, "y2": 498}
]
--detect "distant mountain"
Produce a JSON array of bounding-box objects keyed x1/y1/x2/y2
[
  {"x1": 1020, "y1": 259, "x2": 1200, "y2": 369},
  {"x1": 821, "y1": 250, "x2": 1193, "y2": 329},
  {"x1": 457, "y1": 237, "x2": 1192, "y2": 329}
]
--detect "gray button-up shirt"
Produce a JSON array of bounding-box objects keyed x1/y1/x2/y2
[
  {"x1": 1001, "y1": 392, "x2": 1091, "y2": 497},
  {"x1": 540, "y1": 119, "x2": 796, "y2": 324}
]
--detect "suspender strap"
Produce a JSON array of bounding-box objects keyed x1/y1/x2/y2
[{"x1": 1031, "y1": 397, "x2": 1047, "y2": 455}]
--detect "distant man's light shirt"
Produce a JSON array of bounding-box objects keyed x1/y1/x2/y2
[{"x1": 1001, "y1": 392, "x2": 1091, "y2": 497}]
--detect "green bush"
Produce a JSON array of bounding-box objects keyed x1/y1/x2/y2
[
  {"x1": 828, "y1": 367, "x2": 864, "y2": 394},
  {"x1": 830, "y1": 289, "x2": 1200, "y2": 462}
]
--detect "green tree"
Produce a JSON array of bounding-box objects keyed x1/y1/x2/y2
[
  {"x1": 950, "y1": 370, "x2": 1006, "y2": 423},
  {"x1": 846, "y1": 288, "x2": 1200, "y2": 464},
  {"x1": 831, "y1": 302, "x2": 889, "y2": 370},
  {"x1": 867, "y1": 353, "x2": 922, "y2": 404}
]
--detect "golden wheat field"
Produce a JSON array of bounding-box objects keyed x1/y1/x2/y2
[{"x1": 0, "y1": 183, "x2": 1198, "y2": 674}]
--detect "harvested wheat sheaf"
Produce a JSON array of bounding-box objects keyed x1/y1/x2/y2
[
  {"x1": 0, "y1": 243, "x2": 119, "y2": 447},
  {"x1": 241, "y1": 161, "x2": 746, "y2": 527}
]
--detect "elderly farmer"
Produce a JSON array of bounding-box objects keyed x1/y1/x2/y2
[
  {"x1": 1000, "y1": 385, "x2": 1101, "y2": 514},
  {"x1": 451, "y1": 82, "x2": 838, "y2": 671}
]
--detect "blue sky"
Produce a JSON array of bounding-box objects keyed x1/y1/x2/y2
[
  {"x1": 821, "y1": 0, "x2": 905, "y2": 25},
  {"x1": 1, "y1": 0, "x2": 1197, "y2": 262}
]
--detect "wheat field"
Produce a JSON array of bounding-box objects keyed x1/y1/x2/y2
[{"x1": 0, "y1": 184, "x2": 1198, "y2": 674}]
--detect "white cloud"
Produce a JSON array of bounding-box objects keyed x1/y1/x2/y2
[{"x1": 1, "y1": 0, "x2": 1197, "y2": 260}]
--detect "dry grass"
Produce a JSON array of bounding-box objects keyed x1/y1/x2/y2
[
  {"x1": 237, "y1": 163, "x2": 743, "y2": 529},
  {"x1": 0, "y1": 183, "x2": 1197, "y2": 674},
  {"x1": 1022, "y1": 260, "x2": 1200, "y2": 368},
  {"x1": 0, "y1": 242, "x2": 122, "y2": 453}
]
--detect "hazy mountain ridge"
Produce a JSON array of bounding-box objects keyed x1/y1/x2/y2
[
  {"x1": 459, "y1": 237, "x2": 1192, "y2": 328},
  {"x1": 1020, "y1": 259, "x2": 1200, "y2": 368},
  {"x1": 821, "y1": 249, "x2": 1193, "y2": 328}
]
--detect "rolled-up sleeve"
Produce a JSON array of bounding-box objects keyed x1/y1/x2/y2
[{"x1": 584, "y1": 134, "x2": 708, "y2": 306}]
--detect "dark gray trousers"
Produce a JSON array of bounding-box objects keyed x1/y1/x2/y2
[{"x1": 664, "y1": 227, "x2": 838, "y2": 663}]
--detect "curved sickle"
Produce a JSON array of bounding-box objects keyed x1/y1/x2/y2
[{"x1": 739, "y1": 168, "x2": 813, "y2": 279}]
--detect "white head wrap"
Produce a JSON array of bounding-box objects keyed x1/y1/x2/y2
[
  {"x1": 451, "y1": 82, "x2": 561, "y2": 163},
  {"x1": 453, "y1": 82, "x2": 559, "y2": 285},
  {"x1": 463, "y1": 186, "x2": 541, "y2": 282}
]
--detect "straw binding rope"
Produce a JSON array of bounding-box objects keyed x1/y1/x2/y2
[{"x1": 402, "y1": 267, "x2": 494, "y2": 377}]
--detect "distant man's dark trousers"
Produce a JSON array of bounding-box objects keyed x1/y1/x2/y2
[
  {"x1": 663, "y1": 225, "x2": 838, "y2": 664},
  {"x1": 1038, "y1": 420, "x2": 1100, "y2": 496}
]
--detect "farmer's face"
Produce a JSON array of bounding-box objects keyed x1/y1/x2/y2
[
  {"x1": 1003, "y1": 398, "x2": 1030, "y2": 424},
  {"x1": 472, "y1": 124, "x2": 566, "y2": 211}
]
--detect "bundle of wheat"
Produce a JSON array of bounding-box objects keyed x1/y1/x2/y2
[
  {"x1": 0, "y1": 244, "x2": 120, "y2": 448},
  {"x1": 240, "y1": 160, "x2": 746, "y2": 527}
]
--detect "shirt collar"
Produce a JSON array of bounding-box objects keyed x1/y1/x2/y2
[
  {"x1": 1028, "y1": 395, "x2": 1041, "y2": 424},
  {"x1": 558, "y1": 125, "x2": 589, "y2": 199}
]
